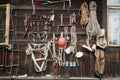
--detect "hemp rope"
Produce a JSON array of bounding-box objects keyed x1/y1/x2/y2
[
  {"x1": 79, "y1": 2, "x2": 89, "y2": 27},
  {"x1": 86, "y1": 1, "x2": 100, "y2": 46},
  {"x1": 64, "y1": 25, "x2": 77, "y2": 55}
]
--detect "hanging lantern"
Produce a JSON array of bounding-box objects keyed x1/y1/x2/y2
[{"x1": 58, "y1": 32, "x2": 66, "y2": 48}]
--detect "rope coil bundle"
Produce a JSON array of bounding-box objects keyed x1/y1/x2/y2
[
  {"x1": 86, "y1": 1, "x2": 100, "y2": 40},
  {"x1": 79, "y1": 2, "x2": 89, "y2": 27},
  {"x1": 70, "y1": 25, "x2": 77, "y2": 47}
]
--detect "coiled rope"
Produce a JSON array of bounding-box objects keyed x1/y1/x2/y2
[
  {"x1": 70, "y1": 25, "x2": 77, "y2": 53},
  {"x1": 79, "y1": 2, "x2": 89, "y2": 27},
  {"x1": 86, "y1": 1, "x2": 100, "y2": 46}
]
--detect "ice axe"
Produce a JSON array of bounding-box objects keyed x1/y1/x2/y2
[
  {"x1": 32, "y1": 0, "x2": 53, "y2": 15},
  {"x1": 42, "y1": 0, "x2": 71, "y2": 8}
]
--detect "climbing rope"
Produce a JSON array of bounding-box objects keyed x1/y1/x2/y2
[{"x1": 70, "y1": 25, "x2": 77, "y2": 50}]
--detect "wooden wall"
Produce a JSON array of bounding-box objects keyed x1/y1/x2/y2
[{"x1": 0, "y1": 0, "x2": 120, "y2": 78}]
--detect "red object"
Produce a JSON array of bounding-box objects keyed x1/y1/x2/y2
[{"x1": 58, "y1": 36, "x2": 66, "y2": 48}]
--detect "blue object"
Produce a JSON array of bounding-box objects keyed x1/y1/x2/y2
[
  {"x1": 43, "y1": 0, "x2": 48, "y2": 3},
  {"x1": 65, "y1": 61, "x2": 69, "y2": 67},
  {"x1": 73, "y1": 62, "x2": 76, "y2": 67},
  {"x1": 70, "y1": 62, "x2": 73, "y2": 67}
]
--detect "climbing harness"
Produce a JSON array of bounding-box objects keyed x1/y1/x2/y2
[
  {"x1": 86, "y1": 1, "x2": 100, "y2": 46},
  {"x1": 79, "y1": 2, "x2": 89, "y2": 28},
  {"x1": 25, "y1": 42, "x2": 50, "y2": 72}
]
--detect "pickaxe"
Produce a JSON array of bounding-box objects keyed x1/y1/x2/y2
[
  {"x1": 32, "y1": 0, "x2": 71, "y2": 14},
  {"x1": 41, "y1": 0, "x2": 71, "y2": 8}
]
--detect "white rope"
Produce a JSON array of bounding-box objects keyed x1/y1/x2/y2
[
  {"x1": 51, "y1": 34, "x2": 60, "y2": 66},
  {"x1": 65, "y1": 25, "x2": 77, "y2": 54},
  {"x1": 51, "y1": 33, "x2": 67, "y2": 66},
  {"x1": 25, "y1": 42, "x2": 50, "y2": 72},
  {"x1": 70, "y1": 25, "x2": 77, "y2": 50},
  {"x1": 58, "y1": 47, "x2": 63, "y2": 66}
]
